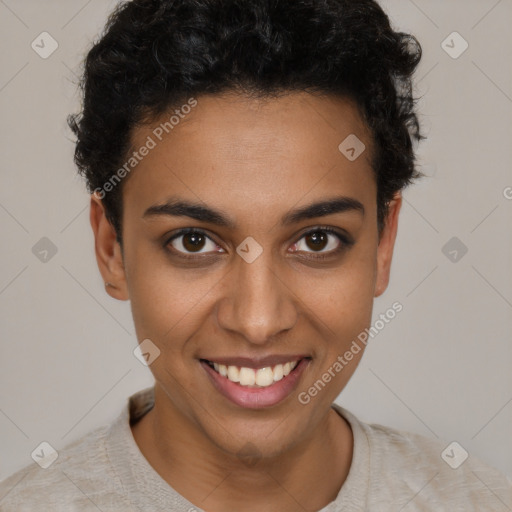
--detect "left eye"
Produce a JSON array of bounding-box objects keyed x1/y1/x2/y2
[{"x1": 291, "y1": 229, "x2": 342, "y2": 254}]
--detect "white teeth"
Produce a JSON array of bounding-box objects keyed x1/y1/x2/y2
[
  {"x1": 209, "y1": 360, "x2": 301, "y2": 387},
  {"x1": 227, "y1": 365, "x2": 240, "y2": 382},
  {"x1": 255, "y1": 367, "x2": 274, "y2": 386},
  {"x1": 239, "y1": 367, "x2": 256, "y2": 386},
  {"x1": 273, "y1": 364, "x2": 284, "y2": 381}
]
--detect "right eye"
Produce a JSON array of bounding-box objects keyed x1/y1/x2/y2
[{"x1": 166, "y1": 229, "x2": 225, "y2": 257}]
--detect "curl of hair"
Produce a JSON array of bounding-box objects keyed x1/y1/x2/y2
[{"x1": 68, "y1": 0, "x2": 424, "y2": 243}]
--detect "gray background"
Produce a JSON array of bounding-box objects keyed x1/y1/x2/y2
[{"x1": 1, "y1": 0, "x2": 511, "y2": 482}]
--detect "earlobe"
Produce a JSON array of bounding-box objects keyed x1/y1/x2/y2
[
  {"x1": 90, "y1": 192, "x2": 129, "y2": 300},
  {"x1": 374, "y1": 193, "x2": 402, "y2": 298}
]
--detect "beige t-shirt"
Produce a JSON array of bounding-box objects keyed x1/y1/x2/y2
[{"x1": 1, "y1": 387, "x2": 510, "y2": 511}]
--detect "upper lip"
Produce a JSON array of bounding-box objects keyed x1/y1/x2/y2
[{"x1": 201, "y1": 355, "x2": 309, "y2": 368}]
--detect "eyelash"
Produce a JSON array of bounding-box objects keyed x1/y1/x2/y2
[{"x1": 164, "y1": 226, "x2": 354, "y2": 261}]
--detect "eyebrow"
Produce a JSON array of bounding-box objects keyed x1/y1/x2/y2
[{"x1": 143, "y1": 195, "x2": 364, "y2": 228}]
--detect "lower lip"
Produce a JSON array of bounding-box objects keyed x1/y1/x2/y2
[{"x1": 201, "y1": 359, "x2": 309, "y2": 409}]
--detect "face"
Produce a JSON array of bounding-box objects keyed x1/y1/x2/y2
[{"x1": 91, "y1": 91, "x2": 401, "y2": 459}]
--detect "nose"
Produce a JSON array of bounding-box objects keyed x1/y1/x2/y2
[{"x1": 216, "y1": 251, "x2": 298, "y2": 345}]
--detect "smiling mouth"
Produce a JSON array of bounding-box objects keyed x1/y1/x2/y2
[{"x1": 201, "y1": 359, "x2": 305, "y2": 388}]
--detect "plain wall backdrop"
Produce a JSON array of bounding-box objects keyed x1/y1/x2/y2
[{"x1": 1, "y1": 0, "x2": 511, "y2": 482}]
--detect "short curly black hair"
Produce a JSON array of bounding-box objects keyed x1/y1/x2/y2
[{"x1": 68, "y1": 0, "x2": 424, "y2": 245}]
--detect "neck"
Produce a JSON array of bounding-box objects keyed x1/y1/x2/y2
[{"x1": 131, "y1": 386, "x2": 353, "y2": 512}]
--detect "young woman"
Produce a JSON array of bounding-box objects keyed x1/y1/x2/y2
[{"x1": 1, "y1": 0, "x2": 510, "y2": 510}]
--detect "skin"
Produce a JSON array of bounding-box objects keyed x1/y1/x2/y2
[{"x1": 90, "y1": 91, "x2": 401, "y2": 512}]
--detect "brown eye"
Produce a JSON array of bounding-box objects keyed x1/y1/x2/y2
[
  {"x1": 168, "y1": 230, "x2": 222, "y2": 255},
  {"x1": 304, "y1": 231, "x2": 329, "y2": 251},
  {"x1": 293, "y1": 229, "x2": 342, "y2": 254},
  {"x1": 182, "y1": 232, "x2": 206, "y2": 252}
]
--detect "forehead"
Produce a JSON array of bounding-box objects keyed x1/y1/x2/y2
[{"x1": 123, "y1": 91, "x2": 376, "y2": 223}]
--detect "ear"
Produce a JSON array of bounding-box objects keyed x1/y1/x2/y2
[
  {"x1": 90, "y1": 192, "x2": 129, "y2": 300},
  {"x1": 374, "y1": 192, "x2": 402, "y2": 298}
]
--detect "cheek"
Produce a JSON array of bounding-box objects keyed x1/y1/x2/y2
[
  {"x1": 124, "y1": 240, "x2": 206, "y2": 343},
  {"x1": 129, "y1": 268, "x2": 215, "y2": 344},
  {"x1": 296, "y1": 261, "x2": 376, "y2": 405},
  {"x1": 301, "y1": 244, "x2": 377, "y2": 339}
]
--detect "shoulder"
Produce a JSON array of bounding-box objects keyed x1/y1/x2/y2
[
  {"x1": 337, "y1": 405, "x2": 512, "y2": 510},
  {"x1": 0, "y1": 423, "x2": 132, "y2": 512}
]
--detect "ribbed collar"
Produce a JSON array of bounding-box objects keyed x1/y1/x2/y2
[{"x1": 106, "y1": 387, "x2": 370, "y2": 511}]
